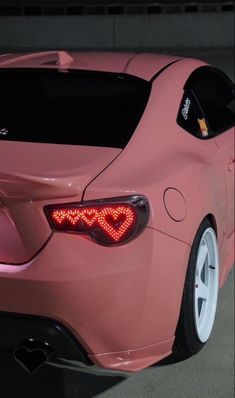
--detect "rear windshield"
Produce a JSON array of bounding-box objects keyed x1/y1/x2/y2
[{"x1": 0, "y1": 68, "x2": 151, "y2": 148}]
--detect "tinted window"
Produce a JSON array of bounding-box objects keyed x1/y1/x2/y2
[
  {"x1": 185, "y1": 67, "x2": 235, "y2": 136},
  {"x1": 0, "y1": 69, "x2": 151, "y2": 148},
  {"x1": 177, "y1": 90, "x2": 207, "y2": 137}
]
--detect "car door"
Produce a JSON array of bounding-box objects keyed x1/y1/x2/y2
[
  {"x1": 191, "y1": 67, "x2": 235, "y2": 237},
  {"x1": 214, "y1": 128, "x2": 234, "y2": 237}
]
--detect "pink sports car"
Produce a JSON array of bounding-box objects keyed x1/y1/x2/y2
[{"x1": 0, "y1": 51, "x2": 234, "y2": 374}]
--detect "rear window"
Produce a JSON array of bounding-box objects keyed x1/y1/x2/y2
[{"x1": 0, "y1": 68, "x2": 151, "y2": 148}]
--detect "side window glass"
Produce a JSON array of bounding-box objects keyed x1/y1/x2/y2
[
  {"x1": 192, "y1": 71, "x2": 235, "y2": 135},
  {"x1": 177, "y1": 90, "x2": 209, "y2": 138}
]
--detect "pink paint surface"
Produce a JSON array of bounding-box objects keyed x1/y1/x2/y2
[{"x1": 0, "y1": 52, "x2": 234, "y2": 372}]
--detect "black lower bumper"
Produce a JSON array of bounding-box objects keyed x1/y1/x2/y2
[{"x1": 0, "y1": 312, "x2": 91, "y2": 366}]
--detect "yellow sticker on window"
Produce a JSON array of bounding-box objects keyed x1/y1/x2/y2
[{"x1": 198, "y1": 118, "x2": 209, "y2": 137}]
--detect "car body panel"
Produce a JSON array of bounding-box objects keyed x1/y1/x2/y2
[
  {"x1": 0, "y1": 141, "x2": 121, "y2": 263},
  {"x1": 0, "y1": 52, "x2": 234, "y2": 372},
  {"x1": 214, "y1": 127, "x2": 235, "y2": 237},
  {"x1": 0, "y1": 51, "x2": 134, "y2": 73},
  {"x1": 83, "y1": 58, "x2": 232, "y2": 280},
  {"x1": 0, "y1": 51, "x2": 181, "y2": 81},
  {"x1": 0, "y1": 228, "x2": 190, "y2": 372},
  {"x1": 213, "y1": 127, "x2": 235, "y2": 285}
]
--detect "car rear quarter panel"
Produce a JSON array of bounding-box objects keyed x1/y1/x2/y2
[
  {"x1": 84, "y1": 59, "x2": 226, "y2": 253},
  {"x1": 0, "y1": 227, "x2": 190, "y2": 362}
]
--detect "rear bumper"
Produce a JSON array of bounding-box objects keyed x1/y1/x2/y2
[
  {"x1": 0, "y1": 228, "x2": 190, "y2": 372},
  {"x1": 0, "y1": 312, "x2": 90, "y2": 365},
  {"x1": 0, "y1": 311, "x2": 172, "y2": 373},
  {"x1": 89, "y1": 338, "x2": 173, "y2": 372}
]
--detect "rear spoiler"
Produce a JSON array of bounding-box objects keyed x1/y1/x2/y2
[
  {"x1": 0, "y1": 171, "x2": 82, "y2": 200},
  {"x1": 0, "y1": 51, "x2": 74, "y2": 68}
]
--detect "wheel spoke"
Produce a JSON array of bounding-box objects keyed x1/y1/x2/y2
[
  {"x1": 197, "y1": 242, "x2": 208, "y2": 274},
  {"x1": 197, "y1": 281, "x2": 209, "y2": 301}
]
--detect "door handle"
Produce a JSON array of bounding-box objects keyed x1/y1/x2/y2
[{"x1": 227, "y1": 159, "x2": 235, "y2": 171}]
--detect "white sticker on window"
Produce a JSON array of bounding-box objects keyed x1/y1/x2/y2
[
  {"x1": 0, "y1": 128, "x2": 8, "y2": 136},
  {"x1": 181, "y1": 98, "x2": 191, "y2": 120}
]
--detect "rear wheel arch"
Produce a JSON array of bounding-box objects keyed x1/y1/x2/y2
[
  {"x1": 188, "y1": 213, "x2": 219, "y2": 250},
  {"x1": 172, "y1": 217, "x2": 219, "y2": 360},
  {"x1": 206, "y1": 214, "x2": 217, "y2": 237}
]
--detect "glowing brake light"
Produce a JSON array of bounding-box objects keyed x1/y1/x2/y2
[{"x1": 45, "y1": 195, "x2": 149, "y2": 246}]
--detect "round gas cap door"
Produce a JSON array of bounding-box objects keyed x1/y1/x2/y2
[{"x1": 163, "y1": 188, "x2": 187, "y2": 222}]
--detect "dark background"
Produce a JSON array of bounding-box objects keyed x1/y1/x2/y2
[{"x1": 0, "y1": 1, "x2": 234, "y2": 397}]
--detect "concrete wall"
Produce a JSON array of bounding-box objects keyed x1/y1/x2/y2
[{"x1": 0, "y1": 12, "x2": 234, "y2": 50}]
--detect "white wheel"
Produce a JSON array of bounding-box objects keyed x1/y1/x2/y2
[
  {"x1": 194, "y1": 227, "x2": 219, "y2": 343},
  {"x1": 173, "y1": 219, "x2": 219, "y2": 361}
]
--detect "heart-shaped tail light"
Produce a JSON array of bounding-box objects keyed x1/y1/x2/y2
[{"x1": 45, "y1": 195, "x2": 149, "y2": 246}]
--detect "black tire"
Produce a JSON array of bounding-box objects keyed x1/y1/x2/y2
[{"x1": 172, "y1": 218, "x2": 218, "y2": 361}]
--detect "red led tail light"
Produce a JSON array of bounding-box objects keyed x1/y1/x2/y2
[{"x1": 45, "y1": 195, "x2": 149, "y2": 246}]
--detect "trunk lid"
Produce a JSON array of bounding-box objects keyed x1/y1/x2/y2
[{"x1": 0, "y1": 141, "x2": 120, "y2": 265}]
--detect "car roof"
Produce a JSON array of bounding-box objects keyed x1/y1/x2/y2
[{"x1": 0, "y1": 51, "x2": 182, "y2": 81}]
